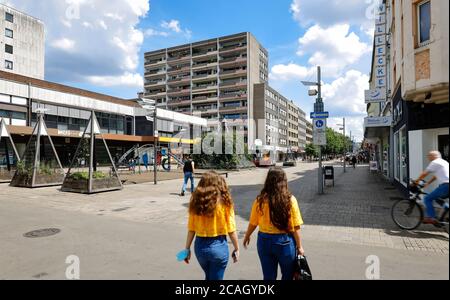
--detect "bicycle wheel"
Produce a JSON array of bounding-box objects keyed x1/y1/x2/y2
[
  {"x1": 391, "y1": 199, "x2": 423, "y2": 230},
  {"x1": 440, "y1": 210, "x2": 449, "y2": 234}
]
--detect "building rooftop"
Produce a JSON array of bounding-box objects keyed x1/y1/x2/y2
[{"x1": 0, "y1": 70, "x2": 139, "y2": 108}]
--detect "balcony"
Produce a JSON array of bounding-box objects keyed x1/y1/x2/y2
[
  {"x1": 144, "y1": 69, "x2": 166, "y2": 77},
  {"x1": 192, "y1": 73, "x2": 217, "y2": 81},
  {"x1": 219, "y1": 93, "x2": 248, "y2": 101},
  {"x1": 219, "y1": 57, "x2": 247, "y2": 67},
  {"x1": 144, "y1": 80, "x2": 166, "y2": 87},
  {"x1": 192, "y1": 84, "x2": 218, "y2": 91},
  {"x1": 219, "y1": 69, "x2": 247, "y2": 79},
  {"x1": 167, "y1": 54, "x2": 191, "y2": 64},
  {"x1": 192, "y1": 50, "x2": 218, "y2": 58},
  {"x1": 219, "y1": 106, "x2": 247, "y2": 114},
  {"x1": 167, "y1": 99, "x2": 192, "y2": 106},
  {"x1": 145, "y1": 91, "x2": 166, "y2": 97},
  {"x1": 219, "y1": 44, "x2": 247, "y2": 54},
  {"x1": 167, "y1": 88, "x2": 191, "y2": 96},
  {"x1": 167, "y1": 66, "x2": 191, "y2": 74},
  {"x1": 192, "y1": 96, "x2": 219, "y2": 104},
  {"x1": 220, "y1": 80, "x2": 247, "y2": 88},
  {"x1": 167, "y1": 76, "x2": 191, "y2": 84},
  {"x1": 145, "y1": 58, "x2": 166, "y2": 66}
]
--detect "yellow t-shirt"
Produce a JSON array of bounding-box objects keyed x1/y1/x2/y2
[
  {"x1": 188, "y1": 203, "x2": 237, "y2": 237},
  {"x1": 249, "y1": 196, "x2": 303, "y2": 234}
]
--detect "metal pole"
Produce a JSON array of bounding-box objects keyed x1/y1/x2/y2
[
  {"x1": 343, "y1": 117, "x2": 346, "y2": 173},
  {"x1": 317, "y1": 66, "x2": 323, "y2": 195},
  {"x1": 154, "y1": 109, "x2": 157, "y2": 185}
]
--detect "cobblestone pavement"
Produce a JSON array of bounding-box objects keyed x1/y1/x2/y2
[{"x1": 0, "y1": 162, "x2": 448, "y2": 254}]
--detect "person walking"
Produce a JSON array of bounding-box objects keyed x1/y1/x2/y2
[
  {"x1": 181, "y1": 155, "x2": 195, "y2": 196},
  {"x1": 243, "y1": 167, "x2": 305, "y2": 280},
  {"x1": 352, "y1": 156, "x2": 357, "y2": 169},
  {"x1": 183, "y1": 171, "x2": 239, "y2": 280},
  {"x1": 142, "y1": 152, "x2": 149, "y2": 171}
]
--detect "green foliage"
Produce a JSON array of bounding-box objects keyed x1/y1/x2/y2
[
  {"x1": 69, "y1": 171, "x2": 107, "y2": 181},
  {"x1": 17, "y1": 160, "x2": 33, "y2": 177},
  {"x1": 323, "y1": 128, "x2": 351, "y2": 156},
  {"x1": 192, "y1": 130, "x2": 254, "y2": 170},
  {"x1": 305, "y1": 143, "x2": 318, "y2": 158}
]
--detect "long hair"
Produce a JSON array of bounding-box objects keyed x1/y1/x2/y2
[
  {"x1": 189, "y1": 171, "x2": 233, "y2": 216},
  {"x1": 257, "y1": 167, "x2": 292, "y2": 231}
]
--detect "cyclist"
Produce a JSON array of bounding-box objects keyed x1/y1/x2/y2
[{"x1": 414, "y1": 151, "x2": 449, "y2": 225}]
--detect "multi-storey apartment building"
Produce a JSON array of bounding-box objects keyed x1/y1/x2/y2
[
  {"x1": 364, "y1": 0, "x2": 449, "y2": 193},
  {"x1": 287, "y1": 101, "x2": 300, "y2": 153},
  {"x1": 306, "y1": 121, "x2": 313, "y2": 145},
  {"x1": 144, "y1": 32, "x2": 269, "y2": 147},
  {"x1": 0, "y1": 3, "x2": 44, "y2": 79},
  {"x1": 298, "y1": 109, "x2": 308, "y2": 153},
  {"x1": 253, "y1": 83, "x2": 291, "y2": 160}
]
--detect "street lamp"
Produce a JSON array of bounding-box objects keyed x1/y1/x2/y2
[
  {"x1": 137, "y1": 96, "x2": 158, "y2": 185},
  {"x1": 337, "y1": 118, "x2": 346, "y2": 173},
  {"x1": 301, "y1": 66, "x2": 324, "y2": 195}
]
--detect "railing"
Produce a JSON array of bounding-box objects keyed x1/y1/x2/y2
[
  {"x1": 192, "y1": 84, "x2": 218, "y2": 91},
  {"x1": 192, "y1": 50, "x2": 217, "y2": 57},
  {"x1": 145, "y1": 70, "x2": 166, "y2": 76},
  {"x1": 219, "y1": 93, "x2": 247, "y2": 100},
  {"x1": 220, "y1": 80, "x2": 247, "y2": 87},
  {"x1": 167, "y1": 76, "x2": 190, "y2": 83},
  {"x1": 167, "y1": 54, "x2": 191, "y2": 62},
  {"x1": 220, "y1": 44, "x2": 247, "y2": 51},
  {"x1": 220, "y1": 69, "x2": 246, "y2": 75},
  {"x1": 145, "y1": 80, "x2": 166, "y2": 86},
  {"x1": 145, "y1": 59, "x2": 166, "y2": 65},
  {"x1": 167, "y1": 88, "x2": 191, "y2": 94},
  {"x1": 192, "y1": 73, "x2": 216, "y2": 79},
  {"x1": 192, "y1": 61, "x2": 217, "y2": 68}
]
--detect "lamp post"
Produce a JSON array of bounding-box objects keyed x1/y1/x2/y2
[
  {"x1": 302, "y1": 66, "x2": 324, "y2": 195},
  {"x1": 337, "y1": 118, "x2": 346, "y2": 173}
]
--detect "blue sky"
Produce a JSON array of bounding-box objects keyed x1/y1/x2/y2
[{"x1": 4, "y1": 0, "x2": 378, "y2": 141}]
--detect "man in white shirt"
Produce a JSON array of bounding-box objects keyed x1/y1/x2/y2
[{"x1": 415, "y1": 151, "x2": 449, "y2": 224}]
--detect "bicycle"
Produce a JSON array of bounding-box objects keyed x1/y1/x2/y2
[{"x1": 391, "y1": 179, "x2": 449, "y2": 233}]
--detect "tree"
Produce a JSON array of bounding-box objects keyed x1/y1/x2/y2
[{"x1": 305, "y1": 143, "x2": 318, "y2": 159}]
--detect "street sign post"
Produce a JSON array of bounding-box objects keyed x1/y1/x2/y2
[{"x1": 310, "y1": 112, "x2": 329, "y2": 119}]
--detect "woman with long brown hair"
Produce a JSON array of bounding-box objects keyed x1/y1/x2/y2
[
  {"x1": 243, "y1": 167, "x2": 304, "y2": 280},
  {"x1": 183, "y1": 171, "x2": 239, "y2": 280}
]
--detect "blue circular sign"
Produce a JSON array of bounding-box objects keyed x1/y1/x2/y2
[{"x1": 315, "y1": 120, "x2": 324, "y2": 128}]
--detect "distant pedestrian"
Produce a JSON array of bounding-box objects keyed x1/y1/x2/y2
[
  {"x1": 183, "y1": 171, "x2": 239, "y2": 280},
  {"x1": 352, "y1": 156, "x2": 357, "y2": 169},
  {"x1": 243, "y1": 167, "x2": 305, "y2": 280},
  {"x1": 142, "y1": 152, "x2": 149, "y2": 171},
  {"x1": 181, "y1": 155, "x2": 195, "y2": 196}
]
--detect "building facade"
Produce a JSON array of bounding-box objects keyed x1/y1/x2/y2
[
  {"x1": 287, "y1": 101, "x2": 300, "y2": 153},
  {"x1": 144, "y1": 32, "x2": 269, "y2": 148},
  {"x1": 1, "y1": 3, "x2": 44, "y2": 79},
  {"x1": 298, "y1": 109, "x2": 307, "y2": 153},
  {"x1": 364, "y1": 0, "x2": 449, "y2": 193},
  {"x1": 306, "y1": 120, "x2": 313, "y2": 145}
]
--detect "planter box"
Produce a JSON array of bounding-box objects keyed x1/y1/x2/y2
[{"x1": 61, "y1": 176, "x2": 122, "y2": 194}]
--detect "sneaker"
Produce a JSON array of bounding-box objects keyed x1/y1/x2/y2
[
  {"x1": 422, "y1": 217, "x2": 439, "y2": 225},
  {"x1": 180, "y1": 191, "x2": 185, "y2": 197}
]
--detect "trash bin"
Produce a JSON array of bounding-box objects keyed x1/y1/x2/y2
[{"x1": 323, "y1": 166, "x2": 335, "y2": 187}]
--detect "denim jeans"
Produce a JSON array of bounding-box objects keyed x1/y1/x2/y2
[
  {"x1": 182, "y1": 172, "x2": 194, "y2": 193},
  {"x1": 257, "y1": 232, "x2": 296, "y2": 280},
  {"x1": 424, "y1": 183, "x2": 449, "y2": 218},
  {"x1": 194, "y1": 236, "x2": 229, "y2": 280}
]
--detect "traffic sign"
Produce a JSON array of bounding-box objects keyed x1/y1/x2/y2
[
  {"x1": 313, "y1": 118, "x2": 327, "y2": 146},
  {"x1": 310, "y1": 112, "x2": 329, "y2": 119}
]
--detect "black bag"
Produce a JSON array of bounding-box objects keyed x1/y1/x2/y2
[{"x1": 293, "y1": 255, "x2": 312, "y2": 280}]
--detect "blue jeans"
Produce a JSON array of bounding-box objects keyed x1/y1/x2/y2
[
  {"x1": 194, "y1": 236, "x2": 229, "y2": 280},
  {"x1": 257, "y1": 232, "x2": 296, "y2": 280},
  {"x1": 182, "y1": 172, "x2": 194, "y2": 193},
  {"x1": 424, "y1": 183, "x2": 449, "y2": 218}
]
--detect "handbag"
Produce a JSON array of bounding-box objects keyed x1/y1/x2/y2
[{"x1": 293, "y1": 255, "x2": 313, "y2": 280}]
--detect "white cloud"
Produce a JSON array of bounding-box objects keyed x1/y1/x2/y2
[
  {"x1": 270, "y1": 63, "x2": 314, "y2": 81},
  {"x1": 50, "y1": 38, "x2": 76, "y2": 51},
  {"x1": 7, "y1": 0, "x2": 150, "y2": 90},
  {"x1": 290, "y1": 0, "x2": 376, "y2": 29},
  {"x1": 298, "y1": 24, "x2": 371, "y2": 77},
  {"x1": 159, "y1": 19, "x2": 192, "y2": 40},
  {"x1": 161, "y1": 20, "x2": 182, "y2": 33},
  {"x1": 145, "y1": 28, "x2": 169, "y2": 37},
  {"x1": 328, "y1": 117, "x2": 365, "y2": 143},
  {"x1": 322, "y1": 69, "x2": 369, "y2": 116},
  {"x1": 87, "y1": 72, "x2": 144, "y2": 88},
  {"x1": 270, "y1": 24, "x2": 371, "y2": 81}
]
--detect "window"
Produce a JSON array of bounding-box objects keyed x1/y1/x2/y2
[
  {"x1": 5, "y1": 12, "x2": 14, "y2": 23},
  {"x1": 417, "y1": 1, "x2": 431, "y2": 45},
  {"x1": 5, "y1": 60, "x2": 13, "y2": 70},
  {"x1": 5, "y1": 44, "x2": 13, "y2": 54},
  {"x1": 5, "y1": 28, "x2": 13, "y2": 38}
]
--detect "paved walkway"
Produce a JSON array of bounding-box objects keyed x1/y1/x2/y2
[{"x1": 0, "y1": 162, "x2": 448, "y2": 279}]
